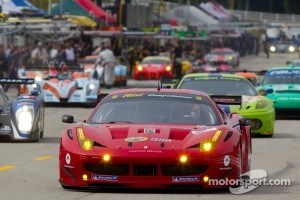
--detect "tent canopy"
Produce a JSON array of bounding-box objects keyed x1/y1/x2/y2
[
  {"x1": 161, "y1": 5, "x2": 219, "y2": 28},
  {"x1": 0, "y1": 0, "x2": 21, "y2": 15},
  {"x1": 51, "y1": 0, "x2": 88, "y2": 17},
  {"x1": 51, "y1": 0, "x2": 116, "y2": 24},
  {"x1": 76, "y1": 0, "x2": 116, "y2": 23},
  {"x1": 12, "y1": 0, "x2": 47, "y2": 16}
]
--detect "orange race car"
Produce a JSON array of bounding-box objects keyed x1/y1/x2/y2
[{"x1": 235, "y1": 71, "x2": 261, "y2": 86}]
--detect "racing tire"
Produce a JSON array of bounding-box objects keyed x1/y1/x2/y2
[{"x1": 231, "y1": 142, "x2": 249, "y2": 188}]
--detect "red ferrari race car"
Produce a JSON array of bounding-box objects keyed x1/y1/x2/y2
[
  {"x1": 59, "y1": 88, "x2": 252, "y2": 189},
  {"x1": 204, "y1": 48, "x2": 240, "y2": 67},
  {"x1": 132, "y1": 56, "x2": 173, "y2": 80}
]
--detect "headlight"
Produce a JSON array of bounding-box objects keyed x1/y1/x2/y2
[
  {"x1": 35, "y1": 76, "x2": 42, "y2": 82},
  {"x1": 228, "y1": 56, "x2": 233, "y2": 60},
  {"x1": 137, "y1": 66, "x2": 143, "y2": 71},
  {"x1": 200, "y1": 130, "x2": 223, "y2": 152},
  {"x1": 166, "y1": 66, "x2": 171, "y2": 72},
  {"x1": 257, "y1": 89, "x2": 266, "y2": 96},
  {"x1": 270, "y1": 46, "x2": 276, "y2": 52},
  {"x1": 32, "y1": 83, "x2": 38, "y2": 89},
  {"x1": 86, "y1": 83, "x2": 96, "y2": 96},
  {"x1": 77, "y1": 128, "x2": 94, "y2": 150},
  {"x1": 88, "y1": 83, "x2": 95, "y2": 90},
  {"x1": 256, "y1": 100, "x2": 268, "y2": 109},
  {"x1": 16, "y1": 105, "x2": 34, "y2": 133},
  {"x1": 289, "y1": 46, "x2": 295, "y2": 52}
]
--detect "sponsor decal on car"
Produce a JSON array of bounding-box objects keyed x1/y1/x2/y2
[
  {"x1": 91, "y1": 175, "x2": 118, "y2": 181},
  {"x1": 150, "y1": 138, "x2": 171, "y2": 142},
  {"x1": 144, "y1": 128, "x2": 156, "y2": 133},
  {"x1": 172, "y1": 176, "x2": 200, "y2": 182},
  {"x1": 125, "y1": 137, "x2": 148, "y2": 142},
  {"x1": 65, "y1": 153, "x2": 71, "y2": 164},
  {"x1": 128, "y1": 149, "x2": 162, "y2": 153},
  {"x1": 224, "y1": 155, "x2": 230, "y2": 166},
  {"x1": 122, "y1": 93, "x2": 144, "y2": 98}
]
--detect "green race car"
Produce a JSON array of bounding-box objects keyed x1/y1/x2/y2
[
  {"x1": 175, "y1": 73, "x2": 276, "y2": 136},
  {"x1": 256, "y1": 65, "x2": 300, "y2": 118}
]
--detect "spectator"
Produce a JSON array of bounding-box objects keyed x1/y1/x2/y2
[
  {"x1": 65, "y1": 42, "x2": 76, "y2": 65},
  {"x1": 94, "y1": 45, "x2": 116, "y2": 89},
  {"x1": 31, "y1": 42, "x2": 49, "y2": 65},
  {"x1": 20, "y1": 46, "x2": 31, "y2": 68},
  {"x1": 0, "y1": 44, "x2": 7, "y2": 78},
  {"x1": 171, "y1": 41, "x2": 183, "y2": 78}
]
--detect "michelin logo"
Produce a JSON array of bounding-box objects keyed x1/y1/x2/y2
[
  {"x1": 172, "y1": 176, "x2": 200, "y2": 182},
  {"x1": 91, "y1": 175, "x2": 118, "y2": 181}
]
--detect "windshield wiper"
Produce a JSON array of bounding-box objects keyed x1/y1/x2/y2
[{"x1": 108, "y1": 121, "x2": 133, "y2": 124}]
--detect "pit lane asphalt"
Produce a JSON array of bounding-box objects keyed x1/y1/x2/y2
[{"x1": 1, "y1": 52, "x2": 299, "y2": 200}]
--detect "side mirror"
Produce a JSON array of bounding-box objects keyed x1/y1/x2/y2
[
  {"x1": 239, "y1": 118, "x2": 252, "y2": 126},
  {"x1": 266, "y1": 88, "x2": 274, "y2": 94},
  {"x1": 62, "y1": 115, "x2": 74, "y2": 123}
]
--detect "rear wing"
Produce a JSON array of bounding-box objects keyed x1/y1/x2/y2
[
  {"x1": 210, "y1": 95, "x2": 242, "y2": 105},
  {"x1": 0, "y1": 78, "x2": 35, "y2": 84},
  {"x1": 160, "y1": 77, "x2": 180, "y2": 89}
]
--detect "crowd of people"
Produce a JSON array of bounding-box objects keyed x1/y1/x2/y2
[{"x1": 0, "y1": 30, "x2": 265, "y2": 91}]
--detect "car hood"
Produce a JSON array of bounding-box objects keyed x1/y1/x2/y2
[
  {"x1": 141, "y1": 64, "x2": 168, "y2": 68},
  {"x1": 262, "y1": 84, "x2": 300, "y2": 92},
  {"x1": 220, "y1": 95, "x2": 273, "y2": 114},
  {"x1": 80, "y1": 123, "x2": 222, "y2": 149}
]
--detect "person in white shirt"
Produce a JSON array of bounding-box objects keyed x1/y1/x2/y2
[
  {"x1": 94, "y1": 45, "x2": 116, "y2": 89},
  {"x1": 31, "y1": 42, "x2": 49, "y2": 65},
  {"x1": 65, "y1": 42, "x2": 76, "y2": 64}
]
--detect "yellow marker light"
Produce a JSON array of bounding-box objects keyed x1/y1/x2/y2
[
  {"x1": 211, "y1": 130, "x2": 222, "y2": 142},
  {"x1": 77, "y1": 128, "x2": 94, "y2": 150},
  {"x1": 82, "y1": 174, "x2": 88, "y2": 181},
  {"x1": 203, "y1": 176, "x2": 209, "y2": 183},
  {"x1": 137, "y1": 66, "x2": 143, "y2": 71},
  {"x1": 166, "y1": 66, "x2": 171, "y2": 71},
  {"x1": 78, "y1": 128, "x2": 85, "y2": 140},
  {"x1": 179, "y1": 155, "x2": 188, "y2": 163},
  {"x1": 103, "y1": 154, "x2": 111, "y2": 162}
]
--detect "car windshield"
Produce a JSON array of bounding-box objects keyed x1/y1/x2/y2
[
  {"x1": 88, "y1": 97, "x2": 220, "y2": 126},
  {"x1": 262, "y1": 70, "x2": 300, "y2": 84},
  {"x1": 141, "y1": 58, "x2": 170, "y2": 65},
  {"x1": 178, "y1": 77, "x2": 258, "y2": 96}
]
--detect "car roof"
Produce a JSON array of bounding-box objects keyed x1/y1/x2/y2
[
  {"x1": 268, "y1": 65, "x2": 300, "y2": 71},
  {"x1": 181, "y1": 72, "x2": 247, "y2": 80},
  {"x1": 210, "y1": 48, "x2": 234, "y2": 53},
  {"x1": 143, "y1": 56, "x2": 170, "y2": 60},
  {"x1": 109, "y1": 88, "x2": 210, "y2": 97},
  {"x1": 235, "y1": 72, "x2": 258, "y2": 78}
]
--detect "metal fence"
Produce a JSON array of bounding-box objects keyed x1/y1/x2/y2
[{"x1": 231, "y1": 10, "x2": 300, "y2": 24}]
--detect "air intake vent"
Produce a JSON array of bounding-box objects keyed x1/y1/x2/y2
[
  {"x1": 110, "y1": 127, "x2": 129, "y2": 139},
  {"x1": 169, "y1": 128, "x2": 190, "y2": 140}
]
